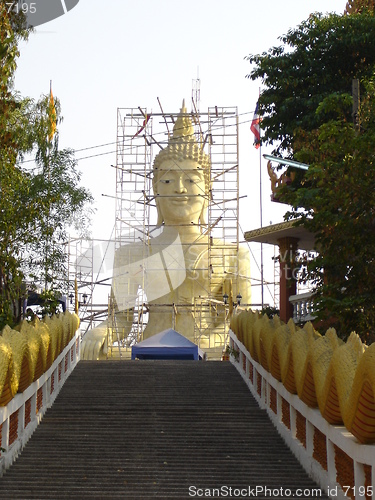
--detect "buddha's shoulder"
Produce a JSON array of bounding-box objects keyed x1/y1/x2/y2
[
  {"x1": 114, "y1": 242, "x2": 150, "y2": 264},
  {"x1": 114, "y1": 235, "x2": 171, "y2": 263}
]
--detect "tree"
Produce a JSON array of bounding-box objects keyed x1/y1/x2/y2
[
  {"x1": 246, "y1": 12, "x2": 375, "y2": 155},
  {"x1": 0, "y1": 4, "x2": 34, "y2": 326},
  {"x1": 26, "y1": 94, "x2": 93, "y2": 296},
  {"x1": 345, "y1": 0, "x2": 375, "y2": 15},
  {"x1": 246, "y1": 12, "x2": 375, "y2": 342},
  {"x1": 282, "y1": 82, "x2": 375, "y2": 342},
  {"x1": 0, "y1": 4, "x2": 33, "y2": 160},
  {"x1": 0, "y1": 6, "x2": 93, "y2": 328}
]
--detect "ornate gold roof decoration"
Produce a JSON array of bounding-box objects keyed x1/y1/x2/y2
[{"x1": 267, "y1": 160, "x2": 295, "y2": 203}]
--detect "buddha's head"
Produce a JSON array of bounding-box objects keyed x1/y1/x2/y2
[{"x1": 152, "y1": 101, "x2": 211, "y2": 228}]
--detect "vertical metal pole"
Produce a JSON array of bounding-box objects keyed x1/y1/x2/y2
[
  {"x1": 259, "y1": 105, "x2": 264, "y2": 309},
  {"x1": 259, "y1": 139, "x2": 264, "y2": 309}
]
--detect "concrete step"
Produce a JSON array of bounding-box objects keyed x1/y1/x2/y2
[{"x1": 0, "y1": 361, "x2": 328, "y2": 499}]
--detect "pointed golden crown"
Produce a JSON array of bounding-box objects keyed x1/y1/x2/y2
[{"x1": 153, "y1": 100, "x2": 210, "y2": 172}]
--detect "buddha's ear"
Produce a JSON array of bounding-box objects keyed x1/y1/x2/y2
[
  {"x1": 152, "y1": 172, "x2": 163, "y2": 226},
  {"x1": 155, "y1": 197, "x2": 164, "y2": 226},
  {"x1": 199, "y1": 198, "x2": 208, "y2": 227}
]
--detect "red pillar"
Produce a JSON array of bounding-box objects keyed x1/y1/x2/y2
[{"x1": 277, "y1": 237, "x2": 299, "y2": 323}]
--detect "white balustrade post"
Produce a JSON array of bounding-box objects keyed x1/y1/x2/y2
[
  {"x1": 18, "y1": 400, "x2": 25, "y2": 439},
  {"x1": 306, "y1": 420, "x2": 314, "y2": 458},
  {"x1": 354, "y1": 461, "x2": 365, "y2": 500},
  {"x1": 326, "y1": 438, "x2": 336, "y2": 488},
  {"x1": 30, "y1": 391, "x2": 37, "y2": 425},
  {"x1": 277, "y1": 393, "x2": 283, "y2": 423},
  {"x1": 290, "y1": 405, "x2": 297, "y2": 439},
  {"x1": 2, "y1": 417, "x2": 9, "y2": 451}
]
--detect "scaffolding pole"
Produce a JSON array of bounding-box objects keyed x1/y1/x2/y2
[{"x1": 112, "y1": 105, "x2": 240, "y2": 357}]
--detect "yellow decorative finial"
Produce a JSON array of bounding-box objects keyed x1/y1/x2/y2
[
  {"x1": 172, "y1": 98, "x2": 194, "y2": 141},
  {"x1": 153, "y1": 100, "x2": 210, "y2": 174}
]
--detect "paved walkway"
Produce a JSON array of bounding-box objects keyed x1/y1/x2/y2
[{"x1": 0, "y1": 361, "x2": 328, "y2": 499}]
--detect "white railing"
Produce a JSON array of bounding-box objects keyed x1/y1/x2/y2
[
  {"x1": 0, "y1": 331, "x2": 81, "y2": 474},
  {"x1": 229, "y1": 329, "x2": 375, "y2": 500},
  {"x1": 289, "y1": 291, "x2": 316, "y2": 323}
]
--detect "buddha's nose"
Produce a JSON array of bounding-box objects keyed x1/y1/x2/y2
[{"x1": 176, "y1": 177, "x2": 187, "y2": 193}]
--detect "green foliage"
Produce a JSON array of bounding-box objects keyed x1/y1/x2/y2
[
  {"x1": 279, "y1": 78, "x2": 375, "y2": 342},
  {"x1": 25, "y1": 99, "x2": 94, "y2": 294},
  {"x1": 246, "y1": 12, "x2": 375, "y2": 155},
  {"x1": 0, "y1": 4, "x2": 30, "y2": 91},
  {"x1": 0, "y1": 8, "x2": 93, "y2": 329},
  {"x1": 260, "y1": 305, "x2": 280, "y2": 319},
  {"x1": 295, "y1": 84, "x2": 375, "y2": 341},
  {"x1": 247, "y1": 11, "x2": 375, "y2": 343},
  {"x1": 224, "y1": 344, "x2": 239, "y2": 361},
  {"x1": 35, "y1": 290, "x2": 62, "y2": 317},
  {"x1": 1, "y1": 5, "x2": 34, "y2": 171}
]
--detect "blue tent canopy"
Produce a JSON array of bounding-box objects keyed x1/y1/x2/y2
[{"x1": 131, "y1": 328, "x2": 203, "y2": 360}]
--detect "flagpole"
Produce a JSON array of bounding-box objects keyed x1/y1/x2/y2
[
  {"x1": 259, "y1": 127, "x2": 264, "y2": 309},
  {"x1": 257, "y1": 89, "x2": 264, "y2": 309},
  {"x1": 250, "y1": 95, "x2": 264, "y2": 309}
]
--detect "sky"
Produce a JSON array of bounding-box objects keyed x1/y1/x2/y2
[{"x1": 14, "y1": 0, "x2": 346, "y2": 307}]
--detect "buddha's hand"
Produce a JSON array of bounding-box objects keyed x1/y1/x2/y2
[{"x1": 81, "y1": 322, "x2": 110, "y2": 360}]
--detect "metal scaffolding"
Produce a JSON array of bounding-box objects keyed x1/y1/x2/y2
[
  {"x1": 115, "y1": 108, "x2": 153, "y2": 249},
  {"x1": 111, "y1": 108, "x2": 154, "y2": 349},
  {"x1": 67, "y1": 238, "x2": 94, "y2": 332},
  {"x1": 109, "y1": 103, "x2": 241, "y2": 357},
  {"x1": 67, "y1": 237, "x2": 113, "y2": 334}
]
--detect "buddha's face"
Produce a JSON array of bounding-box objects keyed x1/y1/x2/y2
[{"x1": 154, "y1": 159, "x2": 206, "y2": 226}]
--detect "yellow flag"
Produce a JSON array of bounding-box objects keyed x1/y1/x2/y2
[{"x1": 48, "y1": 85, "x2": 57, "y2": 142}]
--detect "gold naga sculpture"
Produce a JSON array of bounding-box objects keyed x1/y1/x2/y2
[
  {"x1": 231, "y1": 310, "x2": 375, "y2": 444},
  {"x1": 0, "y1": 312, "x2": 80, "y2": 406},
  {"x1": 81, "y1": 102, "x2": 251, "y2": 360}
]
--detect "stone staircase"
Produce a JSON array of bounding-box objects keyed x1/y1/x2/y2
[{"x1": 0, "y1": 361, "x2": 328, "y2": 499}]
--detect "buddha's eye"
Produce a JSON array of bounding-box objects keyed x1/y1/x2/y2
[{"x1": 160, "y1": 179, "x2": 171, "y2": 184}]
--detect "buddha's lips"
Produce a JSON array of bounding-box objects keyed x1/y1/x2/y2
[{"x1": 170, "y1": 196, "x2": 189, "y2": 203}]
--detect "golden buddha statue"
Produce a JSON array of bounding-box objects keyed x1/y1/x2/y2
[{"x1": 81, "y1": 102, "x2": 251, "y2": 359}]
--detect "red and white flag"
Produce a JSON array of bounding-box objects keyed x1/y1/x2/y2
[{"x1": 250, "y1": 101, "x2": 260, "y2": 149}]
